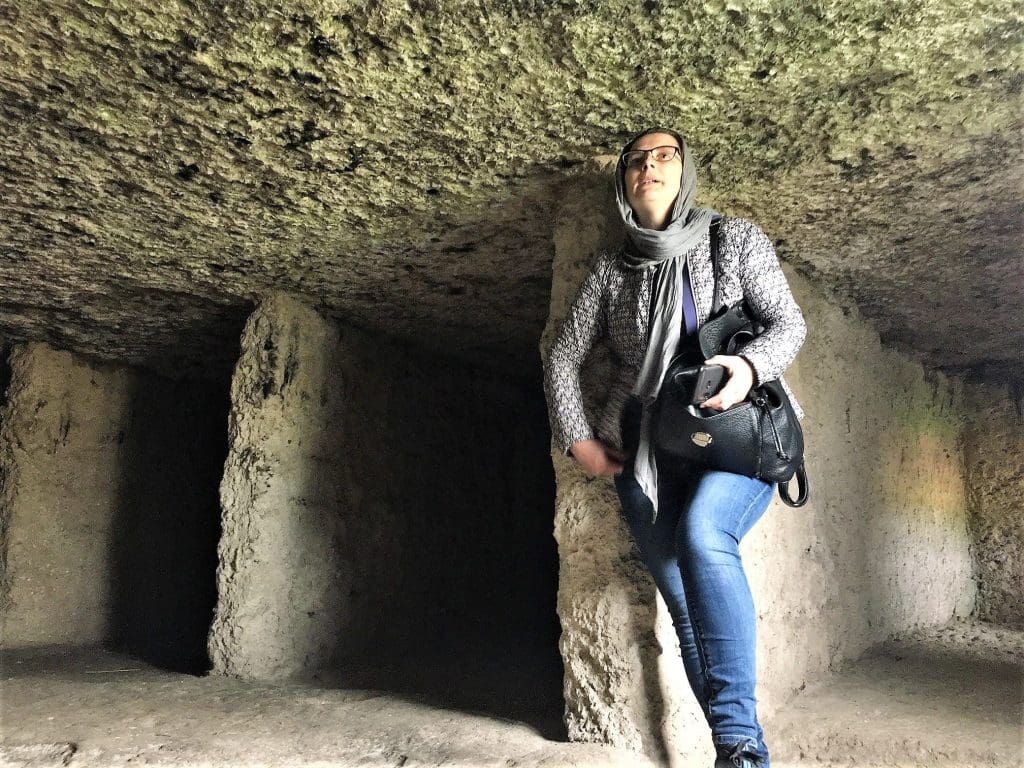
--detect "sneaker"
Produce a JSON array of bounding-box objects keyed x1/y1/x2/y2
[
  {"x1": 714, "y1": 757, "x2": 760, "y2": 768},
  {"x1": 714, "y1": 741, "x2": 766, "y2": 768}
]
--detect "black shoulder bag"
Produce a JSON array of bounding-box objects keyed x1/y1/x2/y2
[{"x1": 651, "y1": 221, "x2": 809, "y2": 507}]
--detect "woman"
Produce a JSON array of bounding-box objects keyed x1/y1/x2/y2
[{"x1": 542, "y1": 127, "x2": 806, "y2": 768}]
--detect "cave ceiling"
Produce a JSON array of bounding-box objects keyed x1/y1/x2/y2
[{"x1": 1, "y1": 1, "x2": 1021, "y2": 386}]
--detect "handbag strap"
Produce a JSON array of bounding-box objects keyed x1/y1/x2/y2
[
  {"x1": 709, "y1": 217, "x2": 723, "y2": 315},
  {"x1": 779, "y1": 460, "x2": 809, "y2": 506}
]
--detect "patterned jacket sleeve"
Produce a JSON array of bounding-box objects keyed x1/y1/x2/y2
[
  {"x1": 732, "y1": 220, "x2": 807, "y2": 386},
  {"x1": 543, "y1": 254, "x2": 608, "y2": 455}
]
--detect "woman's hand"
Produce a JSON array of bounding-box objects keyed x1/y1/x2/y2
[
  {"x1": 700, "y1": 355, "x2": 755, "y2": 411},
  {"x1": 569, "y1": 439, "x2": 627, "y2": 477}
]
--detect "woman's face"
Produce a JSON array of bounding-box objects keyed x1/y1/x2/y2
[{"x1": 623, "y1": 132, "x2": 683, "y2": 228}]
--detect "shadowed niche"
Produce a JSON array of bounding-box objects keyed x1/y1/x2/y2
[{"x1": 105, "y1": 372, "x2": 232, "y2": 675}]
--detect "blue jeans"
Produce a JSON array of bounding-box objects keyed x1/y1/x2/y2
[{"x1": 614, "y1": 408, "x2": 774, "y2": 765}]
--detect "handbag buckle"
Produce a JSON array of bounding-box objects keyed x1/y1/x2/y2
[{"x1": 690, "y1": 432, "x2": 714, "y2": 447}]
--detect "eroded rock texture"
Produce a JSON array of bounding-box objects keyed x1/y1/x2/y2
[
  {"x1": 0, "y1": 2, "x2": 1021, "y2": 384},
  {"x1": 210, "y1": 294, "x2": 360, "y2": 678},
  {"x1": 961, "y1": 382, "x2": 1024, "y2": 629}
]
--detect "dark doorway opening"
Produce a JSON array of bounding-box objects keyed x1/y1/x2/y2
[
  {"x1": 324, "y1": 360, "x2": 566, "y2": 739},
  {"x1": 106, "y1": 371, "x2": 232, "y2": 675},
  {"x1": 0, "y1": 343, "x2": 11, "y2": 404}
]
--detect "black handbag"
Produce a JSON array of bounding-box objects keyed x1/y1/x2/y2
[{"x1": 651, "y1": 221, "x2": 809, "y2": 507}]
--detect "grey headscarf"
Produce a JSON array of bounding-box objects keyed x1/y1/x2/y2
[{"x1": 614, "y1": 128, "x2": 718, "y2": 521}]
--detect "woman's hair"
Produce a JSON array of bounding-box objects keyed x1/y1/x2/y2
[{"x1": 623, "y1": 126, "x2": 687, "y2": 153}]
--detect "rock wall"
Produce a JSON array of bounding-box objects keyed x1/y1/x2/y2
[
  {"x1": 3, "y1": 2, "x2": 1021, "y2": 386},
  {"x1": 0, "y1": 343, "x2": 226, "y2": 667},
  {"x1": 541, "y1": 170, "x2": 976, "y2": 764},
  {"x1": 208, "y1": 295, "x2": 359, "y2": 679},
  {"x1": 209, "y1": 293, "x2": 558, "y2": 680},
  {"x1": 961, "y1": 382, "x2": 1024, "y2": 629}
]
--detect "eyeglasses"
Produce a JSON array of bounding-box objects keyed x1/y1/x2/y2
[{"x1": 620, "y1": 145, "x2": 681, "y2": 168}]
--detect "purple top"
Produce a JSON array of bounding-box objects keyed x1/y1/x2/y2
[{"x1": 682, "y1": 263, "x2": 698, "y2": 336}]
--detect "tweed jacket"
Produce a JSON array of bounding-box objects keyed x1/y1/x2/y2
[{"x1": 543, "y1": 216, "x2": 806, "y2": 457}]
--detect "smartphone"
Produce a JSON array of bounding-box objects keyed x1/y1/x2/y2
[{"x1": 690, "y1": 364, "x2": 726, "y2": 405}]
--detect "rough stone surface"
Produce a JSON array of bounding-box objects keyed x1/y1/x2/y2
[
  {"x1": 0, "y1": 2, "x2": 1021, "y2": 385},
  {"x1": 210, "y1": 292, "x2": 560, "y2": 680},
  {"x1": 0, "y1": 645, "x2": 655, "y2": 768},
  {"x1": 541, "y1": 172, "x2": 976, "y2": 765},
  {"x1": 768, "y1": 619, "x2": 1024, "y2": 768},
  {"x1": 209, "y1": 294, "x2": 362, "y2": 678},
  {"x1": 960, "y1": 381, "x2": 1024, "y2": 629},
  {"x1": 0, "y1": 342, "x2": 226, "y2": 665},
  {"x1": 0, "y1": 342, "x2": 129, "y2": 645},
  {"x1": 3, "y1": 621, "x2": 1018, "y2": 768}
]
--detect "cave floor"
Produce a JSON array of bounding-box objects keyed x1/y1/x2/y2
[
  {"x1": 2, "y1": 621, "x2": 1021, "y2": 768},
  {"x1": 767, "y1": 620, "x2": 1023, "y2": 768}
]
